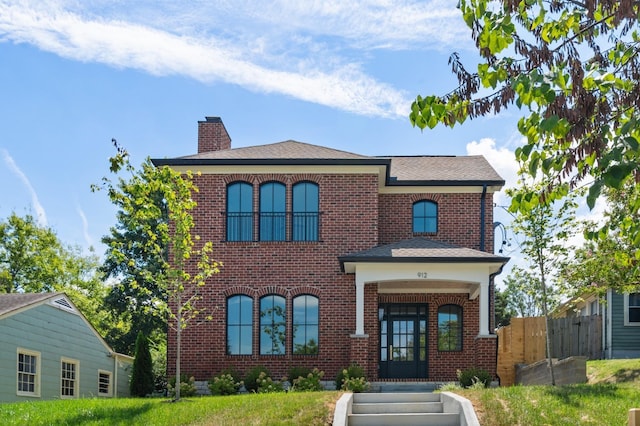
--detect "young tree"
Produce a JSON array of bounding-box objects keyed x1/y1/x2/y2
[
  {"x1": 130, "y1": 331, "x2": 154, "y2": 397},
  {"x1": 410, "y1": 1, "x2": 640, "y2": 260},
  {"x1": 94, "y1": 141, "x2": 220, "y2": 401},
  {"x1": 507, "y1": 179, "x2": 580, "y2": 385}
]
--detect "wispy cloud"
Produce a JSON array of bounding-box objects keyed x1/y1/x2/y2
[
  {"x1": 76, "y1": 205, "x2": 93, "y2": 249},
  {"x1": 1, "y1": 149, "x2": 47, "y2": 226},
  {"x1": 0, "y1": 1, "x2": 468, "y2": 118}
]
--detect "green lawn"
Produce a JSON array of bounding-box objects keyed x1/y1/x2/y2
[
  {"x1": 0, "y1": 391, "x2": 338, "y2": 426},
  {"x1": 457, "y1": 358, "x2": 640, "y2": 426},
  {"x1": 1, "y1": 359, "x2": 638, "y2": 425}
]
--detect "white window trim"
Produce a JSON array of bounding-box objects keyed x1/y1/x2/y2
[
  {"x1": 98, "y1": 370, "x2": 113, "y2": 397},
  {"x1": 17, "y1": 348, "x2": 41, "y2": 397},
  {"x1": 623, "y1": 293, "x2": 640, "y2": 326},
  {"x1": 60, "y1": 357, "x2": 79, "y2": 399}
]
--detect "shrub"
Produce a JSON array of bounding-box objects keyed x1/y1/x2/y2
[
  {"x1": 167, "y1": 374, "x2": 197, "y2": 397},
  {"x1": 130, "y1": 332, "x2": 154, "y2": 397},
  {"x1": 334, "y1": 364, "x2": 365, "y2": 390},
  {"x1": 244, "y1": 366, "x2": 270, "y2": 393},
  {"x1": 335, "y1": 364, "x2": 369, "y2": 392},
  {"x1": 288, "y1": 366, "x2": 311, "y2": 382},
  {"x1": 291, "y1": 368, "x2": 324, "y2": 392},
  {"x1": 208, "y1": 373, "x2": 242, "y2": 396},
  {"x1": 256, "y1": 371, "x2": 285, "y2": 393},
  {"x1": 457, "y1": 367, "x2": 491, "y2": 388}
]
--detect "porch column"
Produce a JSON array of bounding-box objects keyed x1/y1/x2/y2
[
  {"x1": 479, "y1": 279, "x2": 490, "y2": 336},
  {"x1": 355, "y1": 278, "x2": 366, "y2": 335}
]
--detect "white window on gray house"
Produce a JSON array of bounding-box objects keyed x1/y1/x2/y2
[
  {"x1": 625, "y1": 292, "x2": 640, "y2": 326},
  {"x1": 98, "y1": 370, "x2": 112, "y2": 397},
  {"x1": 17, "y1": 348, "x2": 40, "y2": 397},
  {"x1": 61, "y1": 358, "x2": 79, "y2": 398}
]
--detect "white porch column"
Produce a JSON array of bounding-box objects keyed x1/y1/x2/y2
[
  {"x1": 479, "y1": 279, "x2": 490, "y2": 336},
  {"x1": 355, "y1": 278, "x2": 366, "y2": 336}
]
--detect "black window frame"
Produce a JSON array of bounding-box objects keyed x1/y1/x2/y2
[
  {"x1": 259, "y1": 295, "x2": 286, "y2": 355},
  {"x1": 292, "y1": 295, "x2": 319, "y2": 355},
  {"x1": 226, "y1": 181, "x2": 253, "y2": 242},
  {"x1": 292, "y1": 181, "x2": 319, "y2": 241},
  {"x1": 226, "y1": 294, "x2": 253, "y2": 355},
  {"x1": 437, "y1": 304, "x2": 463, "y2": 352},
  {"x1": 259, "y1": 181, "x2": 286, "y2": 241},
  {"x1": 412, "y1": 200, "x2": 438, "y2": 234}
]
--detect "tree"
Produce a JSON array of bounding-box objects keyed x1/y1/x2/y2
[
  {"x1": 0, "y1": 212, "x2": 113, "y2": 335},
  {"x1": 494, "y1": 287, "x2": 514, "y2": 327},
  {"x1": 507, "y1": 177, "x2": 580, "y2": 385},
  {"x1": 500, "y1": 266, "x2": 552, "y2": 318},
  {"x1": 100, "y1": 158, "x2": 171, "y2": 355},
  {"x1": 561, "y1": 182, "x2": 640, "y2": 295},
  {"x1": 410, "y1": 0, "x2": 640, "y2": 260},
  {"x1": 94, "y1": 141, "x2": 221, "y2": 401},
  {"x1": 130, "y1": 331, "x2": 154, "y2": 397}
]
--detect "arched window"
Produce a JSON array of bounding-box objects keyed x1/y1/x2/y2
[
  {"x1": 226, "y1": 182, "x2": 253, "y2": 241},
  {"x1": 413, "y1": 200, "x2": 437, "y2": 233},
  {"x1": 292, "y1": 182, "x2": 319, "y2": 241},
  {"x1": 227, "y1": 295, "x2": 253, "y2": 355},
  {"x1": 260, "y1": 295, "x2": 286, "y2": 355},
  {"x1": 438, "y1": 304, "x2": 462, "y2": 351},
  {"x1": 259, "y1": 182, "x2": 286, "y2": 241},
  {"x1": 293, "y1": 295, "x2": 319, "y2": 355}
]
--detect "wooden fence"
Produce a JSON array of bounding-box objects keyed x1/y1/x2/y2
[{"x1": 496, "y1": 315, "x2": 602, "y2": 386}]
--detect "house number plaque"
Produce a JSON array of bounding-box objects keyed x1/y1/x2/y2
[{"x1": 417, "y1": 272, "x2": 428, "y2": 278}]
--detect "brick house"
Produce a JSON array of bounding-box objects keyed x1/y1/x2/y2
[{"x1": 152, "y1": 116, "x2": 509, "y2": 384}]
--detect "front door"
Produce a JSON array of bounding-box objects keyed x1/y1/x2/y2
[{"x1": 378, "y1": 304, "x2": 427, "y2": 379}]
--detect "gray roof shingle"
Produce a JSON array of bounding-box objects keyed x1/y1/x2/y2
[
  {"x1": 339, "y1": 237, "x2": 509, "y2": 263},
  {"x1": 383, "y1": 156, "x2": 504, "y2": 183},
  {"x1": 0, "y1": 292, "x2": 59, "y2": 317}
]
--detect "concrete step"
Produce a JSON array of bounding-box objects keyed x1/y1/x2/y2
[
  {"x1": 371, "y1": 381, "x2": 441, "y2": 393},
  {"x1": 348, "y1": 412, "x2": 459, "y2": 426},
  {"x1": 352, "y1": 401, "x2": 444, "y2": 414},
  {"x1": 353, "y1": 392, "x2": 441, "y2": 403}
]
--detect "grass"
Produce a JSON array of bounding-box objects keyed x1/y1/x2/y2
[
  {"x1": 0, "y1": 391, "x2": 338, "y2": 426},
  {"x1": 455, "y1": 358, "x2": 640, "y2": 426},
  {"x1": 2, "y1": 359, "x2": 639, "y2": 425}
]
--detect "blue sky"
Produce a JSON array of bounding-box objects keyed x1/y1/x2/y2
[{"x1": 0, "y1": 0, "x2": 528, "y2": 267}]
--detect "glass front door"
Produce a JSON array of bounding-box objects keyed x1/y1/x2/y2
[{"x1": 378, "y1": 304, "x2": 427, "y2": 379}]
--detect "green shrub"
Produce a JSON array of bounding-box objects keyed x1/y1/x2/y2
[
  {"x1": 208, "y1": 373, "x2": 242, "y2": 396},
  {"x1": 288, "y1": 366, "x2": 311, "y2": 382},
  {"x1": 334, "y1": 364, "x2": 365, "y2": 390},
  {"x1": 457, "y1": 367, "x2": 491, "y2": 388},
  {"x1": 335, "y1": 364, "x2": 369, "y2": 392},
  {"x1": 167, "y1": 374, "x2": 197, "y2": 397},
  {"x1": 256, "y1": 371, "x2": 285, "y2": 393},
  {"x1": 291, "y1": 368, "x2": 324, "y2": 392},
  {"x1": 130, "y1": 332, "x2": 154, "y2": 397},
  {"x1": 244, "y1": 366, "x2": 270, "y2": 393}
]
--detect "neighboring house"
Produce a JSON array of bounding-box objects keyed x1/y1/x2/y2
[
  {"x1": 555, "y1": 290, "x2": 640, "y2": 359},
  {"x1": 152, "y1": 117, "x2": 509, "y2": 384},
  {"x1": 0, "y1": 292, "x2": 132, "y2": 402}
]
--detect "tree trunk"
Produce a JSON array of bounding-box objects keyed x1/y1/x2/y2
[
  {"x1": 175, "y1": 293, "x2": 181, "y2": 401},
  {"x1": 539, "y1": 264, "x2": 556, "y2": 386}
]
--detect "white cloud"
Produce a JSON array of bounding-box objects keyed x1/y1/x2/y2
[
  {"x1": 0, "y1": 1, "x2": 468, "y2": 118},
  {"x1": 76, "y1": 205, "x2": 93, "y2": 249},
  {"x1": 466, "y1": 138, "x2": 519, "y2": 209},
  {"x1": 1, "y1": 149, "x2": 47, "y2": 226}
]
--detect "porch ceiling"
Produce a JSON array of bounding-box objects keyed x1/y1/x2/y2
[{"x1": 377, "y1": 280, "x2": 480, "y2": 299}]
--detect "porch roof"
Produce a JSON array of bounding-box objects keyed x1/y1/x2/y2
[{"x1": 339, "y1": 237, "x2": 509, "y2": 273}]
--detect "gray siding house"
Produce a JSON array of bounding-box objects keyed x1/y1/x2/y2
[
  {"x1": 556, "y1": 290, "x2": 640, "y2": 359},
  {"x1": 0, "y1": 292, "x2": 132, "y2": 402}
]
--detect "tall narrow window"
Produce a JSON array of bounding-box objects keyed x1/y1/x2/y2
[
  {"x1": 260, "y1": 182, "x2": 286, "y2": 241},
  {"x1": 98, "y1": 370, "x2": 112, "y2": 397},
  {"x1": 413, "y1": 200, "x2": 438, "y2": 233},
  {"x1": 438, "y1": 304, "x2": 462, "y2": 351},
  {"x1": 17, "y1": 349, "x2": 40, "y2": 397},
  {"x1": 293, "y1": 295, "x2": 319, "y2": 354},
  {"x1": 227, "y1": 295, "x2": 253, "y2": 355},
  {"x1": 227, "y1": 182, "x2": 253, "y2": 241},
  {"x1": 292, "y1": 182, "x2": 319, "y2": 241},
  {"x1": 260, "y1": 295, "x2": 286, "y2": 355},
  {"x1": 61, "y1": 358, "x2": 78, "y2": 398}
]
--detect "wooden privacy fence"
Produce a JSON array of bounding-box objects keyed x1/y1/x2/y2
[{"x1": 496, "y1": 315, "x2": 602, "y2": 386}]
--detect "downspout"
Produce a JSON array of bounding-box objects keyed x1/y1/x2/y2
[
  {"x1": 480, "y1": 184, "x2": 487, "y2": 251},
  {"x1": 114, "y1": 354, "x2": 118, "y2": 398}
]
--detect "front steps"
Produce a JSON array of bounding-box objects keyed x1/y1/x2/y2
[{"x1": 348, "y1": 392, "x2": 460, "y2": 426}]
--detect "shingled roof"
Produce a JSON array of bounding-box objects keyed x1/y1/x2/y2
[
  {"x1": 339, "y1": 237, "x2": 509, "y2": 269},
  {"x1": 0, "y1": 292, "x2": 60, "y2": 317},
  {"x1": 153, "y1": 140, "x2": 505, "y2": 186}
]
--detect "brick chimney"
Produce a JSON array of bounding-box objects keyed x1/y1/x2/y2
[{"x1": 198, "y1": 116, "x2": 231, "y2": 153}]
